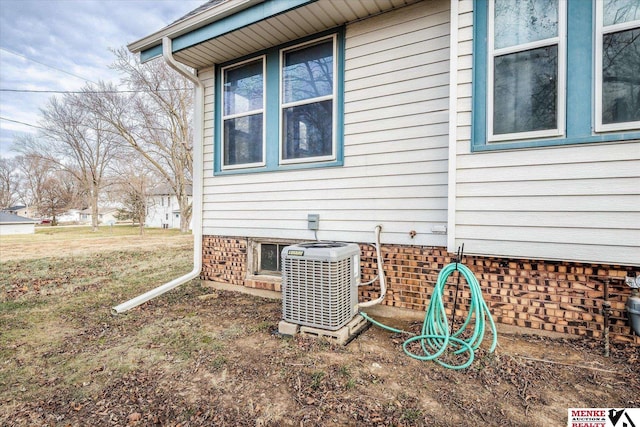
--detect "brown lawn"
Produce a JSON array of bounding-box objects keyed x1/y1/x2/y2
[{"x1": 1, "y1": 226, "x2": 638, "y2": 426}]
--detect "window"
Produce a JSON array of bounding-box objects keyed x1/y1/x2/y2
[
  {"x1": 281, "y1": 38, "x2": 335, "y2": 163},
  {"x1": 595, "y1": 0, "x2": 640, "y2": 131},
  {"x1": 472, "y1": 0, "x2": 640, "y2": 151},
  {"x1": 246, "y1": 239, "x2": 301, "y2": 278},
  {"x1": 248, "y1": 240, "x2": 293, "y2": 276},
  {"x1": 215, "y1": 31, "x2": 343, "y2": 173},
  {"x1": 258, "y1": 243, "x2": 286, "y2": 274},
  {"x1": 488, "y1": 0, "x2": 565, "y2": 141},
  {"x1": 221, "y1": 57, "x2": 265, "y2": 168}
]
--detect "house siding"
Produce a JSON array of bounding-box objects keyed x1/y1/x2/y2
[
  {"x1": 201, "y1": 0, "x2": 450, "y2": 247},
  {"x1": 0, "y1": 222, "x2": 35, "y2": 235},
  {"x1": 193, "y1": 0, "x2": 639, "y2": 344},
  {"x1": 454, "y1": 0, "x2": 640, "y2": 267},
  {"x1": 146, "y1": 195, "x2": 186, "y2": 229}
]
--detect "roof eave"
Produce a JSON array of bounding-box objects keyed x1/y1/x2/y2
[
  {"x1": 127, "y1": 0, "x2": 264, "y2": 55},
  {"x1": 1, "y1": 221, "x2": 37, "y2": 225}
]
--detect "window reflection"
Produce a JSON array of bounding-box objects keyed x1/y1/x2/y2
[
  {"x1": 282, "y1": 38, "x2": 335, "y2": 161},
  {"x1": 494, "y1": 0, "x2": 558, "y2": 49},
  {"x1": 494, "y1": 46, "x2": 558, "y2": 134},
  {"x1": 222, "y1": 59, "x2": 264, "y2": 167},
  {"x1": 283, "y1": 101, "x2": 333, "y2": 160},
  {"x1": 604, "y1": 0, "x2": 640, "y2": 26},
  {"x1": 283, "y1": 40, "x2": 333, "y2": 104},
  {"x1": 602, "y1": 28, "x2": 640, "y2": 124},
  {"x1": 224, "y1": 60, "x2": 263, "y2": 115}
]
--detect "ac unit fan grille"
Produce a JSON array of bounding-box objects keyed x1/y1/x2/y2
[{"x1": 282, "y1": 254, "x2": 356, "y2": 330}]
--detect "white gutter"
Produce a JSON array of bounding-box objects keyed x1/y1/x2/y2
[
  {"x1": 446, "y1": 0, "x2": 459, "y2": 253},
  {"x1": 112, "y1": 37, "x2": 204, "y2": 314}
]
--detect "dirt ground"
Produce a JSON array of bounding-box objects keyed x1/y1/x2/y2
[{"x1": 1, "y1": 228, "x2": 638, "y2": 426}]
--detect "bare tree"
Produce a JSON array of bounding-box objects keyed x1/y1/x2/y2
[
  {"x1": 13, "y1": 150, "x2": 55, "y2": 217},
  {"x1": 16, "y1": 92, "x2": 120, "y2": 231},
  {"x1": 38, "y1": 170, "x2": 77, "y2": 225},
  {"x1": 82, "y1": 47, "x2": 193, "y2": 232},
  {"x1": 111, "y1": 157, "x2": 156, "y2": 235},
  {"x1": 0, "y1": 156, "x2": 20, "y2": 209}
]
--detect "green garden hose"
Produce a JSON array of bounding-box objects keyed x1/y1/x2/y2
[{"x1": 360, "y1": 262, "x2": 497, "y2": 370}]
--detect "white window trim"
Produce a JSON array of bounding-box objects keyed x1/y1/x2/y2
[
  {"x1": 595, "y1": 2, "x2": 640, "y2": 133},
  {"x1": 487, "y1": 0, "x2": 567, "y2": 143},
  {"x1": 279, "y1": 34, "x2": 337, "y2": 165},
  {"x1": 220, "y1": 55, "x2": 267, "y2": 170}
]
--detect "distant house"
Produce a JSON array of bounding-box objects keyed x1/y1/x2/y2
[
  {"x1": 145, "y1": 186, "x2": 192, "y2": 230},
  {"x1": 78, "y1": 208, "x2": 120, "y2": 225},
  {"x1": 0, "y1": 212, "x2": 38, "y2": 235},
  {"x1": 57, "y1": 209, "x2": 83, "y2": 224},
  {"x1": 129, "y1": 0, "x2": 640, "y2": 343},
  {"x1": 2, "y1": 205, "x2": 36, "y2": 219}
]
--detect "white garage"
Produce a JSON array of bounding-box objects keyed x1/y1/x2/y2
[{"x1": 0, "y1": 212, "x2": 38, "y2": 236}]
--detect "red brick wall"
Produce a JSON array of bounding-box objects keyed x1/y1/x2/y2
[
  {"x1": 201, "y1": 236, "x2": 283, "y2": 291},
  {"x1": 201, "y1": 235, "x2": 640, "y2": 344},
  {"x1": 201, "y1": 236, "x2": 246, "y2": 286}
]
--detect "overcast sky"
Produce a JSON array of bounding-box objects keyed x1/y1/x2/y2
[{"x1": 0, "y1": 0, "x2": 205, "y2": 157}]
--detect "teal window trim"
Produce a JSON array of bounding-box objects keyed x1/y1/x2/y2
[
  {"x1": 140, "y1": 0, "x2": 317, "y2": 63},
  {"x1": 472, "y1": 0, "x2": 640, "y2": 152},
  {"x1": 214, "y1": 28, "x2": 345, "y2": 175}
]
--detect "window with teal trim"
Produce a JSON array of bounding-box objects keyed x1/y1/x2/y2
[
  {"x1": 221, "y1": 57, "x2": 265, "y2": 169},
  {"x1": 215, "y1": 31, "x2": 343, "y2": 173},
  {"x1": 281, "y1": 37, "x2": 335, "y2": 164},
  {"x1": 472, "y1": 0, "x2": 640, "y2": 151},
  {"x1": 595, "y1": 0, "x2": 640, "y2": 132}
]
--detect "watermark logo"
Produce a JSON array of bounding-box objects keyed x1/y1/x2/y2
[{"x1": 568, "y1": 408, "x2": 639, "y2": 427}]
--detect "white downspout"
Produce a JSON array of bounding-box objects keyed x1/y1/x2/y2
[
  {"x1": 446, "y1": 0, "x2": 459, "y2": 253},
  {"x1": 112, "y1": 37, "x2": 204, "y2": 314}
]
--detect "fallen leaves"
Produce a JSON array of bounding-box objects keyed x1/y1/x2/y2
[{"x1": 1, "y1": 258, "x2": 638, "y2": 427}]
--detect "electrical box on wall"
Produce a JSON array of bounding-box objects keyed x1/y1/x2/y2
[{"x1": 308, "y1": 214, "x2": 319, "y2": 230}]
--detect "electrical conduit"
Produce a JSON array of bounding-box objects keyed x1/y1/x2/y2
[
  {"x1": 356, "y1": 225, "x2": 386, "y2": 308},
  {"x1": 112, "y1": 37, "x2": 204, "y2": 314}
]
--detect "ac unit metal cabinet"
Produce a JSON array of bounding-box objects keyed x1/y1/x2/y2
[{"x1": 281, "y1": 242, "x2": 360, "y2": 331}]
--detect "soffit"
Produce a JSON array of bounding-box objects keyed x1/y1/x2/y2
[{"x1": 170, "y1": 0, "x2": 423, "y2": 69}]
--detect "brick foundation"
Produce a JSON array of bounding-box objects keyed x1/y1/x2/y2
[{"x1": 201, "y1": 235, "x2": 639, "y2": 344}]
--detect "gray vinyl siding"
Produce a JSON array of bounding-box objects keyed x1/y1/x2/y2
[{"x1": 200, "y1": 0, "x2": 451, "y2": 246}]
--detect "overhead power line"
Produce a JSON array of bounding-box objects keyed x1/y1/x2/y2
[
  {"x1": 0, "y1": 46, "x2": 98, "y2": 85},
  {"x1": 0, "y1": 116, "x2": 45, "y2": 130},
  {"x1": 0, "y1": 88, "x2": 191, "y2": 94}
]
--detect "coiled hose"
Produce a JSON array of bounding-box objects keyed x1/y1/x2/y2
[{"x1": 360, "y1": 262, "x2": 497, "y2": 370}]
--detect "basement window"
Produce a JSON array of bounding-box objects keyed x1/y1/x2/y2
[
  {"x1": 248, "y1": 239, "x2": 296, "y2": 277},
  {"x1": 259, "y1": 243, "x2": 285, "y2": 274}
]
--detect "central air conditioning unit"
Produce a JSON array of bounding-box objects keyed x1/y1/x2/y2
[{"x1": 281, "y1": 242, "x2": 360, "y2": 331}]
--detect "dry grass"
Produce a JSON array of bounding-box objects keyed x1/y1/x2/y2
[
  {"x1": 1, "y1": 225, "x2": 189, "y2": 261},
  {"x1": 1, "y1": 226, "x2": 194, "y2": 409}
]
